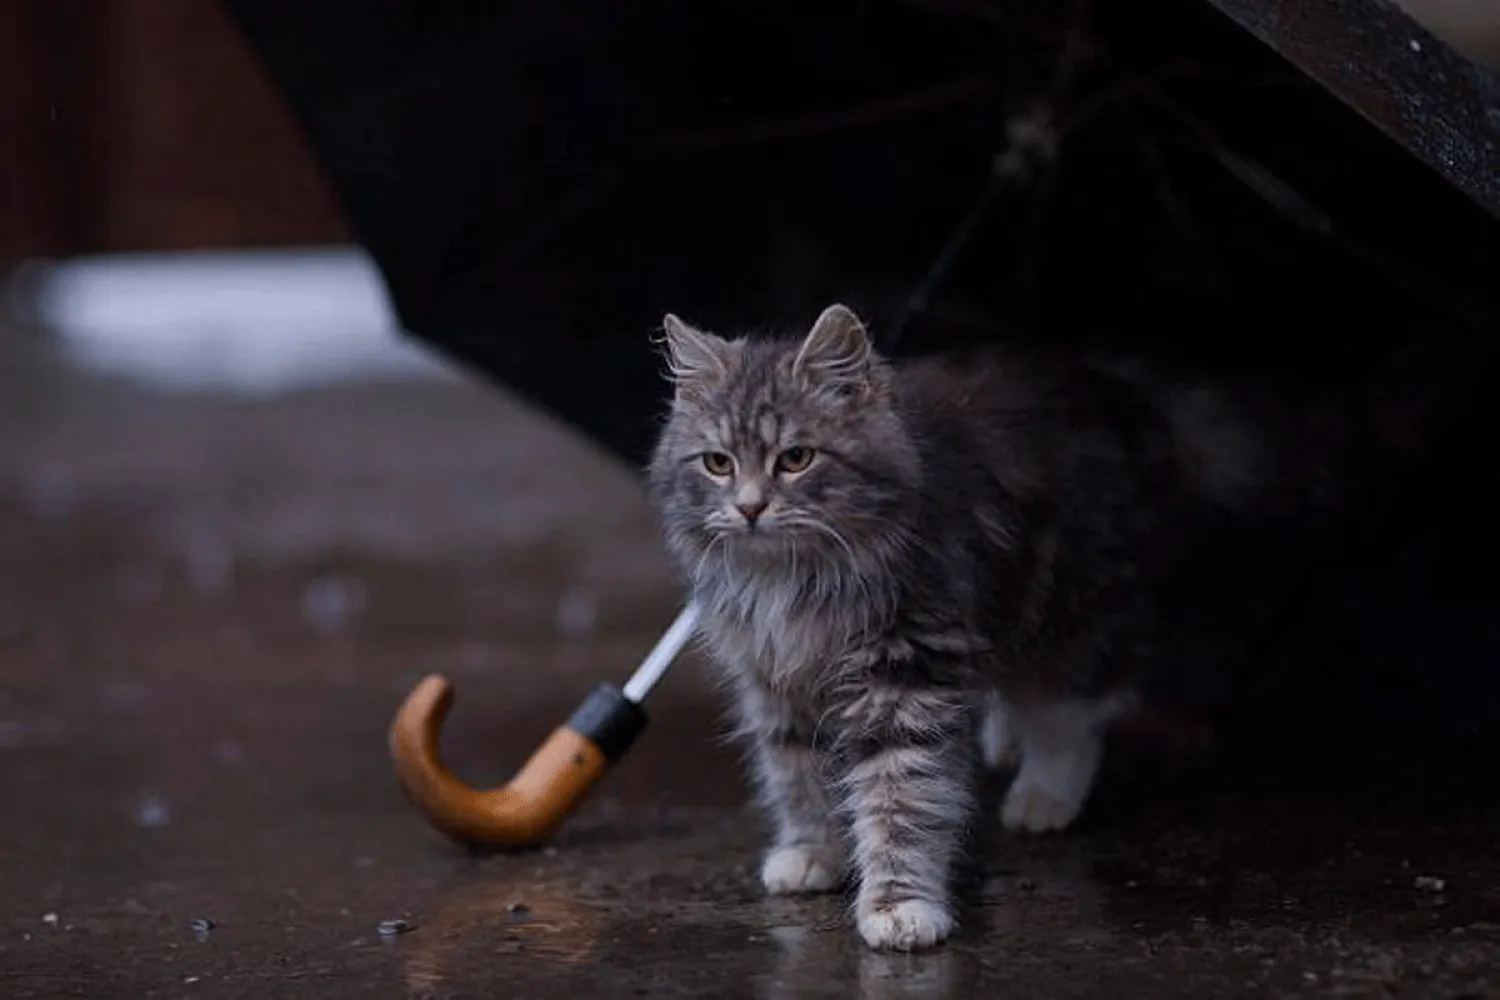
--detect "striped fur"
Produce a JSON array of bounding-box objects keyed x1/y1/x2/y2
[{"x1": 645, "y1": 304, "x2": 1290, "y2": 951}]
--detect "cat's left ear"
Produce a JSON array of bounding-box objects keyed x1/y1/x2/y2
[{"x1": 792, "y1": 303, "x2": 875, "y2": 394}]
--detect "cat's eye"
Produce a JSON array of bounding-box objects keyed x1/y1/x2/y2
[
  {"x1": 775, "y1": 446, "x2": 816, "y2": 474},
  {"x1": 701, "y1": 451, "x2": 735, "y2": 476}
]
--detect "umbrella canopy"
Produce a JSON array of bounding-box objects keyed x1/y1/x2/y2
[{"x1": 224, "y1": 0, "x2": 1500, "y2": 467}]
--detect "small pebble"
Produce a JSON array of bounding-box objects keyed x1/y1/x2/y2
[
  {"x1": 505, "y1": 901, "x2": 531, "y2": 917},
  {"x1": 189, "y1": 917, "x2": 215, "y2": 942},
  {"x1": 302, "y1": 576, "x2": 366, "y2": 634},
  {"x1": 42, "y1": 912, "x2": 59, "y2": 927},
  {"x1": 1414, "y1": 875, "x2": 1446, "y2": 892},
  {"x1": 377, "y1": 918, "x2": 416, "y2": 941},
  {"x1": 134, "y1": 794, "x2": 172, "y2": 828}
]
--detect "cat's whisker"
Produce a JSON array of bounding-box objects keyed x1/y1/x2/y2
[{"x1": 690, "y1": 533, "x2": 728, "y2": 585}]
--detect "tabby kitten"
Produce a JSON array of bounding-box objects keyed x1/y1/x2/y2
[{"x1": 646, "y1": 303, "x2": 1275, "y2": 951}]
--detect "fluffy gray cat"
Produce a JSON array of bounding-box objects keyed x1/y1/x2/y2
[{"x1": 645, "y1": 303, "x2": 1321, "y2": 951}]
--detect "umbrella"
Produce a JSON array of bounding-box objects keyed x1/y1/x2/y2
[{"x1": 224, "y1": 0, "x2": 1500, "y2": 465}]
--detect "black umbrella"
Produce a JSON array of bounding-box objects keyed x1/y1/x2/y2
[{"x1": 224, "y1": 0, "x2": 1500, "y2": 464}]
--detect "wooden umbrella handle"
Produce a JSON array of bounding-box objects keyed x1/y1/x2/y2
[{"x1": 390, "y1": 675, "x2": 646, "y2": 849}]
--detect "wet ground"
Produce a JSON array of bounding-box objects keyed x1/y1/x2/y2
[{"x1": 1, "y1": 320, "x2": 1498, "y2": 999}]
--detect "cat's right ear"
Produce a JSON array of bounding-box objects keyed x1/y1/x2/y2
[{"x1": 658, "y1": 314, "x2": 729, "y2": 400}]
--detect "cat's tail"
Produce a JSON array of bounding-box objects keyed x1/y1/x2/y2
[{"x1": 1164, "y1": 329, "x2": 1496, "y2": 515}]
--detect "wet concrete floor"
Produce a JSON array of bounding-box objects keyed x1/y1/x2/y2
[{"x1": 1, "y1": 323, "x2": 1497, "y2": 998}]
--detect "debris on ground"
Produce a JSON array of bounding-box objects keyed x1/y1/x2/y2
[{"x1": 377, "y1": 918, "x2": 416, "y2": 942}]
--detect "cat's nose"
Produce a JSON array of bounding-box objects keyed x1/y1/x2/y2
[{"x1": 736, "y1": 501, "x2": 768, "y2": 525}]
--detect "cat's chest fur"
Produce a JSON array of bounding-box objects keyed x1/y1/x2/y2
[{"x1": 694, "y1": 572, "x2": 847, "y2": 689}]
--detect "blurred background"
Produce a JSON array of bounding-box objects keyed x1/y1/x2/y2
[
  {"x1": 0, "y1": 5, "x2": 700, "y2": 990},
  {"x1": 0, "y1": 0, "x2": 684, "y2": 630},
  {"x1": 2, "y1": 1, "x2": 1499, "y2": 996}
]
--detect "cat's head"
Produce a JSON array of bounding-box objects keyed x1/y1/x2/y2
[{"x1": 646, "y1": 304, "x2": 919, "y2": 574}]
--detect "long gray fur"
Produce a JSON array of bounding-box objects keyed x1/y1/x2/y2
[{"x1": 645, "y1": 303, "x2": 1328, "y2": 951}]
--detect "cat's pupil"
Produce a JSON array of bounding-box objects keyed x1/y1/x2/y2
[
  {"x1": 777, "y1": 447, "x2": 813, "y2": 472},
  {"x1": 702, "y1": 451, "x2": 734, "y2": 476}
]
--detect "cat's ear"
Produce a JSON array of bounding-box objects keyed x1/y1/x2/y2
[
  {"x1": 659, "y1": 313, "x2": 730, "y2": 397},
  {"x1": 793, "y1": 303, "x2": 874, "y2": 394}
]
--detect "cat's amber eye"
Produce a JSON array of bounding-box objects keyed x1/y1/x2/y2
[
  {"x1": 701, "y1": 451, "x2": 735, "y2": 476},
  {"x1": 775, "y1": 446, "x2": 816, "y2": 474}
]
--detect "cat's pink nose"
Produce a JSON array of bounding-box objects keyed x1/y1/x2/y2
[{"x1": 736, "y1": 501, "x2": 768, "y2": 524}]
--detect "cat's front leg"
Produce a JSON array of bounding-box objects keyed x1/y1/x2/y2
[
  {"x1": 837, "y1": 680, "x2": 977, "y2": 952},
  {"x1": 735, "y1": 679, "x2": 846, "y2": 896}
]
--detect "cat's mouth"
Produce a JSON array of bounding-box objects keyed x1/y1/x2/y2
[
  {"x1": 728, "y1": 523, "x2": 781, "y2": 542},
  {"x1": 707, "y1": 513, "x2": 832, "y2": 550},
  {"x1": 716, "y1": 523, "x2": 793, "y2": 554}
]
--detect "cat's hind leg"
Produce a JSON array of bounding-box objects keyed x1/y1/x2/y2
[{"x1": 1000, "y1": 692, "x2": 1133, "y2": 834}]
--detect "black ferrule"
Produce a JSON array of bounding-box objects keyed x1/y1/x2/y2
[{"x1": 566, "y1": 682, "x2": 648, "y2": 762}]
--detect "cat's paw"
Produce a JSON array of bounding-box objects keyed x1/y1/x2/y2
[
  {"x1": 856, "y1": 898, "x2": 954, "y2": 952},
  {"x1": 761, "y1": 844, "x2": 843, "y2": 895},
  {"x1": 1000, "y1": 780, "x2": 1085, "y2": 833}
]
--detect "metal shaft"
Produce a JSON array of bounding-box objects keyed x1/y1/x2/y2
[{"x1": 621, "y1": 603, "x2": 700, "y2": 703}]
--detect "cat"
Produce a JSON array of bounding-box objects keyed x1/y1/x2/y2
[{"x1": 644, "y1": 302, "x2": 1362, "y2": 952}]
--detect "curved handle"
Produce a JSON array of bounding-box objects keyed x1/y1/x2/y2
[{"x1": 389, "y1": 675, "x2": 644, "y2": 848}]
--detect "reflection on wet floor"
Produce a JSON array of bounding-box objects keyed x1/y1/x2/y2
[{"x1": 0, "y1": 310, "x2": 1497, "y2": 998}]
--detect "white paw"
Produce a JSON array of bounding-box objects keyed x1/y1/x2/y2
[
  {"x1": 856, "y1": 898, "x2": 954, "y2": 952},
  {"x1": 761, "y1": 844, "x2": 843, "y2": 895},
  {"x1": 1000, "y1": 780, "x2": 1085, "y2": 833}
]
